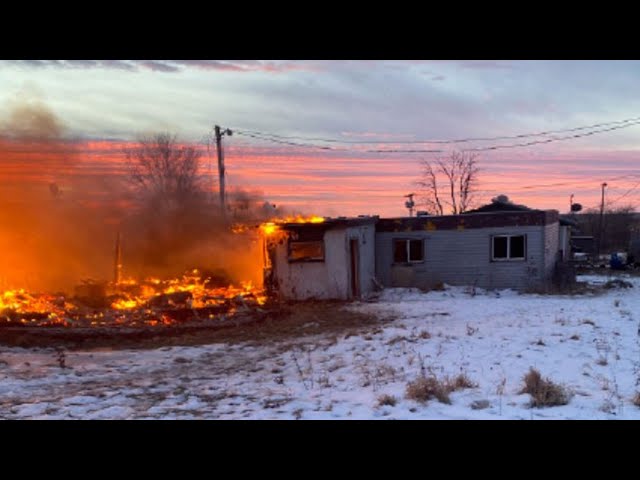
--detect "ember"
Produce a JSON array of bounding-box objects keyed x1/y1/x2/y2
[
  {"x1": 257, "y1": 214, "x2": 325, "y2": 236},
  {"x1": 0, "y1": 269, "x2": 267, "y2": 329}
]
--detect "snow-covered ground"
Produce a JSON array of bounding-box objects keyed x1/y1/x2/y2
[{"x1": 2, "y1": 273, "x2": 640, "y2": 419}]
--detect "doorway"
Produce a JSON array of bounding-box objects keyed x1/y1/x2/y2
[{"x1": 349, "y1": 239, "x2": 360, "y2": 298}]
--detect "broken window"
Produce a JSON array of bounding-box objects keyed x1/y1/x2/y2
[
  {"x1": 492, "y1": 235, "x2": 526, "y2": 261},
  {"x1": 393, "y1": 239, "x2": 424, "y2": 263},
  {"x1": 288, "y1": 241, "x2": 324, "y2": 262}
]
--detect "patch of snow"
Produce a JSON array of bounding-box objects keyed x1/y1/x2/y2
[{"x1": 2, "y1": 274, "x2": 640, "y2": 419}]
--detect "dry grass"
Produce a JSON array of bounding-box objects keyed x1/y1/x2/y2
[
  {"x1": 377, "y1": 394, "x2": 397, "y2": 407},
  {"x1": 520, "y1": 368, "x2": 570, "y2": 408},
  {"x1": 450, "y1": 373, "x2": 477, "y2": 390},
  {"x1": 417, "y1": 330, "x2": 432, "y2": 340},
  {"x1": 633, "y1": 392, "x2": 640, "y2": 408},
  {"x1": 406, "y1": 376, "x2": 451, "y2": 404},
  {"x1": 405, "y1": 373, "x2": 477, "y2": 405},
  {"x1": 0, "y1": 301, "x2": 381, "y2": 350}
]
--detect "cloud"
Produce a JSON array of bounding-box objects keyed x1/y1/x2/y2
[
  {"x1": 137, "y1": 61, "x2": 181, "y2": 72},
  {"x1": 3, "y1": 60, "x2": 314, "y2": 74}
]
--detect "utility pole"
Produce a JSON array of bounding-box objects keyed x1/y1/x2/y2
[
  {"x1": 598, "y1": 182, "x2": 607, "y2": 259},
  {"x1": 214, "y1": 125, "x2": 233, "y2": 219},
  {"x1": 569, "y1": 194, "x2": 574, "y2": 214},
  {"x1": 114, "y1": 230, "x2": 122, "y2": 284},
  {"x1": 404, "y1": 193, "x2": 416, "y2": 217}
]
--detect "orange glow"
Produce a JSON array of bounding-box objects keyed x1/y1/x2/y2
[
  {"x1": 260, "y1": 222, "x2": 278, "y2": 236},
  {"x1": 0, "y1": 270, "x2": 267, "y2": 328},
  {"x1": 3, "y1": 136, "x2": 635, "y2": 223},
  {"x1": 257, "y1": 214, "x2": 324, "y2": 237}
]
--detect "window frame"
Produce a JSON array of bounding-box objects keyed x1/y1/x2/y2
[
  {"x1": 491, "y1": 234, "x2": 527, "y2": 262},
  {"x1": 288, "y1": 239, "x2": 325, "y2": 263},
  {"x1": 392, "y1": 238, "x2": 425, "y2": 264}
]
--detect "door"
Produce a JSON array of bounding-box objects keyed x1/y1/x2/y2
[{"x1": 349, "y1": 239, "x2": 360, "y2": 298}]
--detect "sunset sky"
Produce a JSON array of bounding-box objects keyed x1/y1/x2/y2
[{"x1": 2, "y1": 59, "x2": 640, "y2": 217}]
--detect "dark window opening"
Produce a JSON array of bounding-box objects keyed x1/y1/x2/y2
[
  {"x1": 288, "y1": 241, "x2": 324, "y2": 262},
  {"x1": 510, "y1": 235, "x2": 525, "y2": 259},
  {"x1": 393, "y1": 239, "x2": 424, "y2": 263},
  {"x1": 493, "y1": 236, "x2": 508, "y2": 259},
  {"x1": 492, "y1": 235, "x2": 526, "y2": 261},
  {"x1": 409, "y1": 240, "x2": 423, "y2": 262}
]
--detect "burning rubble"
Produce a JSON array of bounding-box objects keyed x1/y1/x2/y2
[
  {"x1": 0, "y1": 270, "x2": 267, "y2": 329},
  {"x1": 0, "y1": 214, "x2": 326, "y2": 331}
]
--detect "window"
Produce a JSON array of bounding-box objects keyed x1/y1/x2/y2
[
  {"x1": 288, "y1": 241, "x2": 324, "y2": 262},
  {"x1": 393, "y1": 239, "x2": 424, "y2": 263},
  {"x1": 492, "y1": 235, "x2": 526, "y2": 261}
]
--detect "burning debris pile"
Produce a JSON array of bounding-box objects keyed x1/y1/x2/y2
[
  {"x1": 0, "y1": 270, "x2": 266, "y2": 329},
  {"x1": 0, "y1": 214, "x2": 326, "y2": 333}
]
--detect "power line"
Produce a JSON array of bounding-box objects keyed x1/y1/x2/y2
[
  {"x1": 234, "y1": 115, "x2": 640, "y2": 145},
  {"x1": 236, "y1": 131, "x2": 443, "y2": 153},
  {"x1": 236, "y1": 119, "x2": 640, "y2": 154},
  {"x1": 606, "y1": 179, "x2": 640, "y2": 207},
  {"x1": 461, "y1": 120, "x2": 640, "y2": 152},
  {"x1": 516, "y1": 174, "x2": 640, "y2": 190}
]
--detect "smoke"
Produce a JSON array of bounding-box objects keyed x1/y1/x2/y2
[
  {"x1": 0, "y1": 93, "x2": 130, "y2": 292},
  {"x1": 0, "y1": 96, "x2": 292, "y2": 293},
  {"x1": 2, "y1": 100, "x2": 64, "y2": 140},
  {"x1": 117, "y1": 186, "x2": 282, "y2": 287}
]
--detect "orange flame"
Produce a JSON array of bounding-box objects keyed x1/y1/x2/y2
[
  {"x1": 1, "y1": 269, "x2": 267, "y2": 328},
  {"x1": 258, "y1": 215, "x2": 324, "y2": 236}
]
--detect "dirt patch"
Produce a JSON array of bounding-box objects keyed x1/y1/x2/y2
[{"x1": 0, "y1": 301, "x2": 382, "y2": 350}]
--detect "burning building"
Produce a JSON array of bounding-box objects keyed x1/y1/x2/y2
[
  {"x1": 262, "y1": 217, "x2": 377, "y2": 300},
  {"x1": 261, "y1": 203, "x2": 565, "y2": 300}
]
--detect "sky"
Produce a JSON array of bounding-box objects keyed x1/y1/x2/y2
[{"x1": 2, "y1": 59, "x2": 640, "y2": 217}]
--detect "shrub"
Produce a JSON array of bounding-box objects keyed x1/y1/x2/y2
[
  {"x1": 450, "y1": 374, "x2": 477, "y2": 390},
  {"x1": 406, "y1": 376, "x2": 451, "y2": 404},
  {"x1": 405, "y1": 373, "x2": 476, "y2": 405},
  {"x1": 519, "y1": 368, "x2": 570, "y2": 408},
  {"x1": 377, "y1": 394, "x2": 397, "y2": 407}
]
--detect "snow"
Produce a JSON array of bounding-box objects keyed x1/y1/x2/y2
[{"x1": 1, "y1": 273, "x2": 640, "y2": 419}]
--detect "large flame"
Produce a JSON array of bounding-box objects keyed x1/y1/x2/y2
[
  {"x1": 257, "y1": 214, "x2": 324, "y2": 236},
  {"x1": 0, "y1": 269, "x2": 267, "y2": 328}
]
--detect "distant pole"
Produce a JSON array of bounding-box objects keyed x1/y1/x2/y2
[
  {"x1": 114, "y1": 230, "x2": 122, "y2": 284},
  {"x1": 569, "y1": 194, "x2": 574, "y2": 214},
  {"x1": 404, "y1": 193, "x2": 415, "y2": 217},
  {"x1": 214, "y1": 125, "x2": 233, "y2": 220},
  {"x1": 598, "y1": 182, "x2": 607, "y2": 258}
]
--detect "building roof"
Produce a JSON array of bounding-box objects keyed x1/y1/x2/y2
[
  {"x1": 376, "y1": 209, "x2": 559, "y2": 232},
  {"x1": 279, "y1": 216, "x2": 378, "y2": 232},
  {"x1": 464, "y1": 199, "x2": 533, "y2": 214}
]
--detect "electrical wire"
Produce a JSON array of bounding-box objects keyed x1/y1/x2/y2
[
  {"x1": 234, "y1": 115, "x2": 640, "y2": 145},
  {"x1": 236, "y1": 119, "x2": 640, "y2": 154},
  {"x1": 237, "y1": 131, "x2": 443, "y2": 153}
]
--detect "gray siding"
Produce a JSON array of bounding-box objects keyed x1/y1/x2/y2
[
  {"x1": 375, "y1": 224, "x2": 558, "y2": 290},
  {"x1": 544, "y1": 222, "x2": 560, "y2": 278}
]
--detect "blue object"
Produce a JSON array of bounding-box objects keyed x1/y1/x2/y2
[{"x1": 610, "y1": 253, "x2": 625, "y2": 270}]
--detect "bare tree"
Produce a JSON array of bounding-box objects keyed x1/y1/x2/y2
[
  {"x1": 124, "y1": 133, "x2": 204, "y2": 209},
  {"x1": 417, "y1": 151, "x2": 479, "y2": 215},
  {"x1": 577, "y1": 204, "x2": 638, "y2": 253}
]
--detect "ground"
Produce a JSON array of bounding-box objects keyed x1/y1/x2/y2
[{"x1": 1, "y1": 273, "x2": 640, "y2": 419}]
